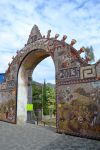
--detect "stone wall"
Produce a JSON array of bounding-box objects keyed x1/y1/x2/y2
[{"x1": 0, "y1": 25, "x2": 100, "y2": 139}]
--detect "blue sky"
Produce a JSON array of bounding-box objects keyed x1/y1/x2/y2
[{"x1": 0, "y1": 0, "x2": 100, "y2": 83}]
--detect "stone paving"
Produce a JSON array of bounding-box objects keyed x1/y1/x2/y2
[{"x1": 0, "y1": 121, "x2": 100, "y2": 150}]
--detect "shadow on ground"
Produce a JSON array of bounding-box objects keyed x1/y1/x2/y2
[
  {"x1": 40, "y1": 134, "x2": 100, "y2": 150},
  {"x1": 0, "y1": 122, "x2": 100, "y2": 150}
]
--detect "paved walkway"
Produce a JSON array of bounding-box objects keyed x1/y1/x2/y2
[{"x1": 0, "y1": 121, "x2": 100, "y2": 150}]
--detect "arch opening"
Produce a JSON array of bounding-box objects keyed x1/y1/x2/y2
[
  {"x1": 32, "y1": 56, "x2": 56, "y2": 126},
  {"x1": 17, "y1": 49, "x2": 56, "y2": 124}
]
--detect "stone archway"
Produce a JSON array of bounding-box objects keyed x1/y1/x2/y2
[
  {"x1": 0, "y1": 25, "x2": 100, "y2": 140},
  {"x1": 17, "y1": 49, "x2": 53, "y2": 124}
]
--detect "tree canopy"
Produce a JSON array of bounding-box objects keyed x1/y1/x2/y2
[{"x1": 32, "y1": 81, "x2": 56, "y2": 116}]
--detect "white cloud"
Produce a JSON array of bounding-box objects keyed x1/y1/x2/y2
[
  {"x1": 0, "y1": 52, "x2": 13, "y2": 72},
  {"x1": 0, "y1": 0, "x2": 100, "y2": 82},
  {"x1": 32, "y1": 57, "x2": 55, "y2": 83}
]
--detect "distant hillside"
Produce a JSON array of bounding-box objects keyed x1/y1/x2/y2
[
  {"x1": 32, "y1": 81, "x2": 43, "y2": 86},
  {"x1": 32, "y1": 81, "x2": 55, "y2": 88},
  {"x1": 47, "y1": 83, "x2": 55, "y2": 88}
]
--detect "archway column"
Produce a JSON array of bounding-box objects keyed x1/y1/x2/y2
[
  {"x1": 17, "y1": 66, "x2": 28, "y2": 124},
  {"x1": 27, "y1": 70, "x2": 35, "y2": 123}
]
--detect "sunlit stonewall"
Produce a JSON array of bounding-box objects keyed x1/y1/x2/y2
[{"x1": 0, "y1": 25, "x2": 100, "y2": 140}]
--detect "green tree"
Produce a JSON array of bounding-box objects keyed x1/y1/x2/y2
[
  {"x1": 46, "y1": 85, "x2": 56, "y2": 115},
  {"x1": 84, "y1": 46, "x2": 95, "y2": 63},
  {"x1": 42, "y1": 80, "x2": 48, "y2": 115},
  {"x1": 32, "y1": 81, "x2": 42, "y2": 110},
  {"x1": 32, "y1": 80, "x2": 56, "y2": 116}
]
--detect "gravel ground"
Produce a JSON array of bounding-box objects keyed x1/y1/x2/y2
[{"x1": 0, "y1": 121, "x2": 100, "y2": 150}]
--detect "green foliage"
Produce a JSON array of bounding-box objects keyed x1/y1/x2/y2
[
  {"x1": 46, "y1": 85, "x2": 56, "y2": 110},
  {"x1": 42, "y1": 80, "x2": 48, "y2": 115},
  {"x1": 32, "y1": 81, "x2": 56, "y2": 116},
  {"x1": 84, "y1": 46, "x2": 95, "y2": 63},
  {"x1": 32, "y1": 81, "x2": 42, "y2": 110}
]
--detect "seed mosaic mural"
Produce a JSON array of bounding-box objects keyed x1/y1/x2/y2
[
  {"x1": 57, "y1": 82, "x2": 100, "y2": 138},
  {"x1": 0, "y1": 25, "x2": 100, "y2": 139}
]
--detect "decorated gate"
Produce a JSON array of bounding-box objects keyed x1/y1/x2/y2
[{"x1": 0, "y1": 25, "x2": 100, "y2": 140}]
